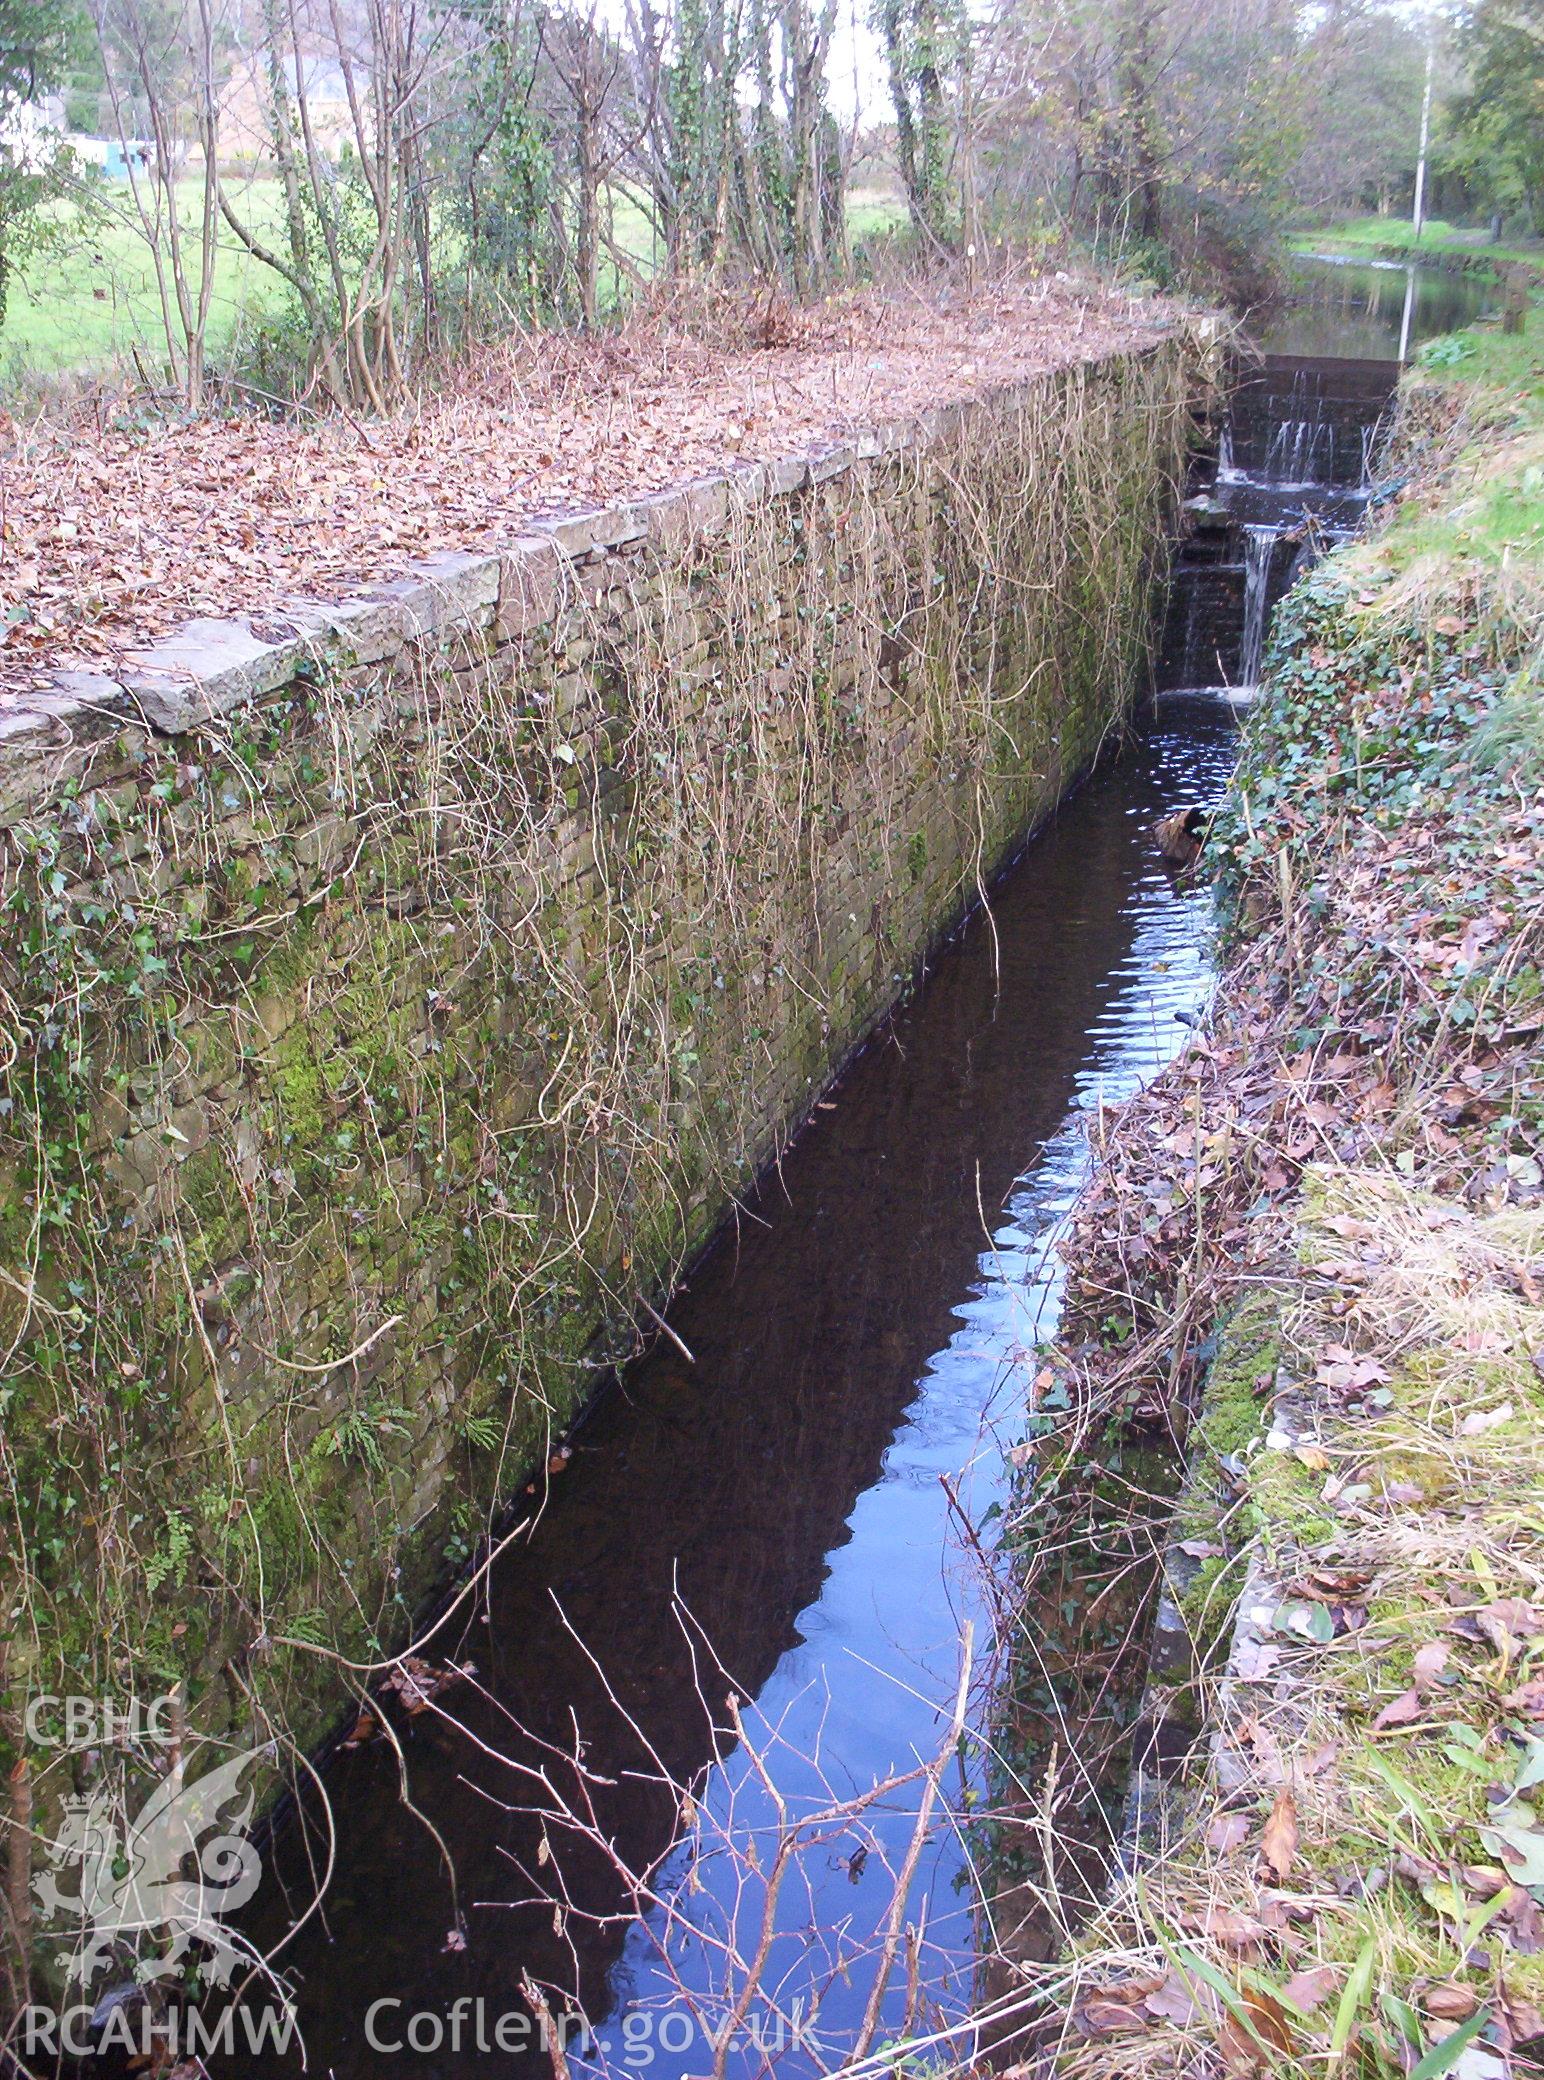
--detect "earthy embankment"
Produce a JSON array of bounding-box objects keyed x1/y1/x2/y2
[
  {"x1": 1000, "y1": 316, "x2": 1544, "y2": 2069},
  {"x1": 1290, "y1": 221, "x2": 1544, "y2": 283}
]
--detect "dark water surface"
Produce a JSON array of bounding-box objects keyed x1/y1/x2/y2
[
  {"x1": 1255, "y1": 250, "x2": 1499, "y2": 359},
  {"x1": 232, "y1": 700, "x2": 1238, "y2": 2078},
  {"x1": 237, "y1": 248, "x2": 1451, "y2": 2072}
]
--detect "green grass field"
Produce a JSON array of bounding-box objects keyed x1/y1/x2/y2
[
  {"x1": 6, "y1": 175, "x2": 295, "y2": 381},
  {"x1": 3, "y1": 174, "x2": 908, "y2": 390},
  {"x1": 1290, "y1": 213, "x2": 1544, "y2": 273}
]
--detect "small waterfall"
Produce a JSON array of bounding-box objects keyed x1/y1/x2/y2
[
  {"x1": 1179, "y1": 571, "x2": 1200, "y2": 685},
  {"x1": 1307, "y1": 418, "x2": 1335, "y2": 482},
  {"x1": 1264, "y1": 415, "x2": 1335, "y2": 487},
  {"x1": 1239, "y1": 527, "x2": 1279, "y2": 687},
  {"x1": 1157, "y1": 348, "x2": 1397, "y2": 700},
  {"x1": 1260, "y1": 367, "x2": 1338, "y2": 487}
]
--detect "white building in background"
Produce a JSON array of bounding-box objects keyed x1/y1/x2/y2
[
  {"x1": 0, "y1": 91, "x2": 67, "y2": 173},
  {"x1": 0, "y1": 33, "x2": 356, "y2": 185},
  {"x1": 0, "y1": 89, "x2": 144, "y2": 180}
]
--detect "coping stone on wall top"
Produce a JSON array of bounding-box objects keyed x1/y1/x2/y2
[
  {"x1": 916, "y1": 400, "x2": 969, "y2": 446},
  {"x1": 118, "y1": 617, "x2": 310, "y2": 734},
  {"x1": 495, "y1": 535, "x2": 564, "y2": 638},
  {"x1": 355, "y1": 550, "x2": 502, "y2": 639},
  {"x1": 0, "y1": 678, "x2": 118, "y2": 755},
  {"x1": 277, "y1": 592, "x2": 417, "y2": 670},
  {"x1": 404, "y1": 548, "x2": 504, "y2": 619},
  {"x1": 806, "y1": 443, "x2": 858, "y2": 487},
  {"x1": 875, "y1": 416, "x2": 924, "y2": 459},
  {"x1": 533, "y1": 503, "x2": 650, "y2": 561},
  {"x1": 0, "y1": 674, "x2": 143, "y2": 824},
  {"x1": 258, "y1": 551, "x2": 504, "y2": 685},
  {"x1": 763, "y1": 455, "x2": 808, "y2": 498},
  {"x1": 714, "y1": 459, "x2": 766, "y2": 508},
  {"x1": 637, "y1": 484, "x2": 694, "y2": 552},
  {"x1": 680, "y1": 475, "x2": 733, "y2": 535},
  {"x1": 30, "y1": 673, "x2": 132, "y2": 733}
]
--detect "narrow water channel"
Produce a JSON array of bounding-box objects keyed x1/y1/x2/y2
[
  {"x1": 234, "y1": 699, "x2": 1239, "y2": 2077},
  {"x1": 231, "y1": 261, "x2": 1470, "y2": 2073},
  {"x1": 1256, "y1": 248, "x2": 1501, "y2": 359}
]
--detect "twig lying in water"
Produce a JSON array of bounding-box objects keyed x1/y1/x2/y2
[{"x1": 637, "y1": 1292, "x2": 697, "y2": 1367}]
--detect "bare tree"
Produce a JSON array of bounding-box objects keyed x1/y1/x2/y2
[
  {"x1": 408, "y1": 1601, "x2": 985, "y2": 2076},
  {"x1": 81, "y1": 0, "x2": 859, "y2": 413},
  {"x1": 90, "y1": 0, "x2": 225, "y2": 404},
  {"x1": 547, "y1": 2, "x2": 637, "y2": 326}
]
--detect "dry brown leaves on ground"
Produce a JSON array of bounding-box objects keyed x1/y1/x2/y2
[{"x1": 0, "y1": 278, "x2": 1169, "y2": 702}]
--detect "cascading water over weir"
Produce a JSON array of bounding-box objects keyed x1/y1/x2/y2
[
  {"x1": 1156, "y1": 350, "x2": 1399, "y2": 695},
  {"x1": 1238, "y1": 525, "x2": 1281, "y2": 689},
  {"x1": 1260, "y1": 368, "x2": 1339, "y2": 487}
]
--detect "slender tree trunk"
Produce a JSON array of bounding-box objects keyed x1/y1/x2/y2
[
  {"x1": 575, "y1": 54, "x2": 599, "y2": 325},
  {"x1": 1114, "y1": 0, "x2": 1162, "y2": 243},
  {"x1": 879, "y1": 0, "x2": 923, "y2": 233}
]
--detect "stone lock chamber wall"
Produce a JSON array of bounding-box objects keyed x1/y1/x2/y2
[{"x1": 0, "y1": 341, "x2": 1193, "y2": 1815}]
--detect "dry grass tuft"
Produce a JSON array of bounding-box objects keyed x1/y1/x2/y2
[{"x1": 1025, "y1": 1166, "x2": 1544, "y2": 2080}]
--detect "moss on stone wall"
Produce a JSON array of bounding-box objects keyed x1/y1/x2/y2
[{"x1": 0, "y1": 344, "x2": 1194, "y2": 1993}]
